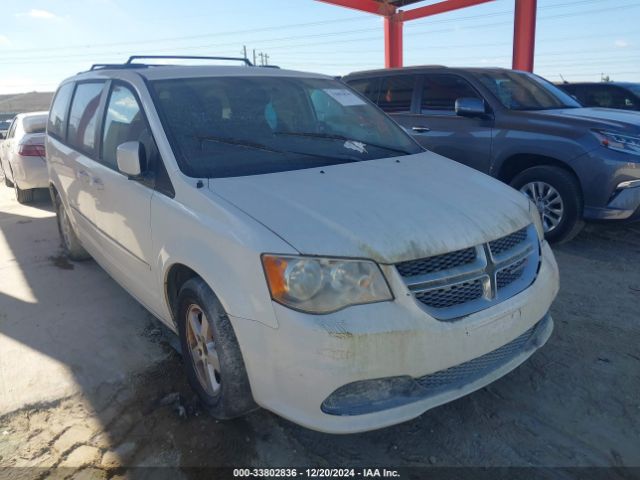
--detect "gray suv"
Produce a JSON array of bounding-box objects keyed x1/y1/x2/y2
[{"x1": 343, "y1": 67, "x2": 640, "y2": 243}]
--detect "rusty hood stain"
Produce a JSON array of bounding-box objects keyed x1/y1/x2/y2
[{"x1": 209, "y1": 152, "x2": 532, "y2": 264}]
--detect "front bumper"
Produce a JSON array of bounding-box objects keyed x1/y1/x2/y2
[
  {"x1": 583, "y1": 183, "x2": 640, "y2": 222},
  {"x1": 231, "y1": 242, "x2": 559, "y2": 434},
  {"x1": 575, "y1": 147, "x2": 640, "y2": 222}
]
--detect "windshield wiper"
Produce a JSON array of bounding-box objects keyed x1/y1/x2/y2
[
  {"x1": 273, "y1": 131, "x2": 413, "y2": 155},
  {"x1": 194, "y1": 135, "x2": 361, "y2": 162}
]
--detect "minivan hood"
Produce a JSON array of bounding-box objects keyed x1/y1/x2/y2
[
  {"x1": 210, "y1": 152, "x2": 532, "y2": 264},
  {"x1": 527, "y1": 107, "x2": 640, "y2": 134}
]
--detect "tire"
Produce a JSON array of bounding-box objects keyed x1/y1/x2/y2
[
  {"x1": 176, "y1": 277, "x2": 257, "y2": 419},
  {"x1": 54, "y1": 193, "x2": 91, "y2": 261},
  {"x1": 14, "y1": 184, "x2": 34, "y2": 204},
  {"x1": 510, "y1": 165, "x2": 584, "y2": 244}
]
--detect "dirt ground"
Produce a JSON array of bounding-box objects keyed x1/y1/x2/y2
[{"x1": 0, "y1": 185, "x2": 639, "y2": 480}]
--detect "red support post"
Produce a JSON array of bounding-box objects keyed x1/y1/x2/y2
[
  {"x1": 512, "y1": 0, "x2": 537, "y2": 71},
  {"x1": 384, "y1": 15, "x2": 404, "y2": 68}
]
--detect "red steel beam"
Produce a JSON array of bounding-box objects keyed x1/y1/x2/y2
[
  {"x1": 401, "y1": 0, "x2": 494, "y2": 22},
  {"x1": 315, "y1": 0, "x2": 394, "y2": 16},
  {"x1": 384, "y1": 16, "x2": 404, "y2": 68},
  {"x1": 512, "y1": 0, "x2": 537, "y2": 71}
]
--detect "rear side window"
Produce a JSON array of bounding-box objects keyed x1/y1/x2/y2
[
  {"x1": 68, "y1": 82, "x2": 105, "y2": 155},
  {"x1": 378, "y1": 75, "x2": 416, "y2": 113},
  {"x1": 102, "y1": 84, "x2": 157, "y2": 170},
  {"x1": 347, "y1": 77, "x2": 380, "y2": 103},
  {"x1": 421, "y1": 74, "x2": 480, "y2": 111},
  {"x1": 48, "y1": 83, "x2": 74, "y2": 139}
]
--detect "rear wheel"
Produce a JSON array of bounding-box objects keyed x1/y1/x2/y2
[
  {"x1": 14, "y1": 183, "x2": 34, "y2": 204},
  {"x1": 510, "y1": 166, "x2": 584, "y2": 244},
  {"x1": 177, "y1": 277, "x2": 257, "y2": 419},
  {"x1": 54, "y1": 193, "x2": 91, "y2": 260}
]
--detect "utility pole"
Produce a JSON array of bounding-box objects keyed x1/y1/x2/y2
[
  {"x1": 258, "y1": 52, "x2": 264, "y2": 66},
  {"x1": 263, "y1": 53, "x2": 269, "y2": 66},
  {"x1": 252, "y1": 49, "x2": 256, "y2": 66},
  {"x1": 242, "y1": 45, "x2": 247, "y2": 61}
]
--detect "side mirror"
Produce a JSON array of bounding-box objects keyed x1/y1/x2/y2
[
  {"x1": 455, "y1": 97, "x2": 487, "y2": 118},
  {"x1": 116, "y1": 141, "x2": 145, "y2": 178},
  {"x1": 0, "y1": 132, "x2": 5, "y2": 140}
]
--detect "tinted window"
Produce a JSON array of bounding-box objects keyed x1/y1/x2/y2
[
  {"x1": 421, "y1": 74, "x2": 480, "y2": 111},
  {"x1": 151, "y1": 76, "x2": 421, "y2": 178},
  {"x1": 347, "y1": 78, "x2": 380, "y2": 103},
  {"x1": 377, "y1": 75, "x2": 416, "y2": 113},
  {"x1": 580, "y1": 85, "x2": 637, "y2": 110},
  {"x1": 102, "y1": 84, "x2": 156, "y2": 170},
  {"x1": 48, "y1": 83, "x2": 74, "y2": 139},
  {"x1": 477, "y1": 71, "x2": 580, "y2": 110},
  {"x1": 68, "y1": 82, "x2": 105, "y2": 154}
]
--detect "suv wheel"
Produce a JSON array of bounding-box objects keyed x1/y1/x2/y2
[
  {"x1": 54, "y1": 193, "x2": 91, "y2": 260},
  {"x1": 177, "y1": 277, "x2": 257, "y2": 419},
  {"x1": 510, "y1": 166, "x2": 584, "y2": 244}
]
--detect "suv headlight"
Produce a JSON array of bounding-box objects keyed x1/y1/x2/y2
[
  {"x1": 592, "y1": 130, "x2": 640, "y2": 157},
  {"x1": 528, "y1": 200, "x2": 545, "y2": 241},
  {"x1": 262, "y1": 255, "x2": 393, "y2": 314}
]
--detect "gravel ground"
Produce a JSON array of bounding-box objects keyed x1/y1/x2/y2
[{"x1": 0, "y1": 189, "x2": 639, "y2": 479}]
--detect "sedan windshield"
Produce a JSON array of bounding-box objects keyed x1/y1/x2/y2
[
  {"x1": 476, "y1": 71, "x2": 582, "y2": 111},
  {"x1": 151, "y1": 76, "x2": 422, "y2": 178}
]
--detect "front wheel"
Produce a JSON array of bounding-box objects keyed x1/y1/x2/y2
[
  {"x1": 510, "y1": 166, "x2": 584, "y2": 244},
  {"x1": 177, "y1": 277, "x2": 257, "y2": 419}
]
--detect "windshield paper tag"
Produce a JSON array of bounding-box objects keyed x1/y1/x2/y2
[{"x1": 324, "y1": 89, "x2": 367, "y2": 106}]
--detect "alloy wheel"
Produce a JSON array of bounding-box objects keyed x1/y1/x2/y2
[
  {"x1": 520, "y1": 181, "x2": 564, "y2": 233},
  {"x1": 185, "y1": 304, "x2": 221, "y2": 396}
]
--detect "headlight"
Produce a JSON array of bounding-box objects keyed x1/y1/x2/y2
[
  {"x1": 592, "y1": 130, "x2": 640, "y2": 157},
  {"x1": 528, "y1": 200, "x2": 545, "y2": 240},
  {"x1": 262, "y1": 255, "x2": 393, "y2": 314}
]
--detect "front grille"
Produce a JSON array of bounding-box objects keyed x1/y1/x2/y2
[
  {"x1": 415, "y1": 279, "x2": 483, "y2": 309},
  {"x1": 396, "y1": 225, "x2": 539, "y2": 321},
  {"x1": 396, "y1": 247, "x2": 476, "y2": 277},
  {"x1": 496, "y1": 257, "x2": 528, "y2": 289},
  {"x1": 489, "y1": 227, "x2": 527, "y2": 257}
]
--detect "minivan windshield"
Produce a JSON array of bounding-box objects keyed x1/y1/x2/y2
[
  {"x1": 476, "y1": 71, "x2": 582, "y2": 111},
  {"x1": 151, "y1": 76, "x2": 422, "y2": 178}
]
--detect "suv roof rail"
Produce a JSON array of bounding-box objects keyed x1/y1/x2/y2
[
  {"x1": 88, "y1": 55, "x2": 254, "y2": 71},
  {"x1": 126, "y1": 55, "x2": 253, "y2": 66}
]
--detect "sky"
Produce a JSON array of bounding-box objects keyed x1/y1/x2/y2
[{"x1": 0, "y1": 0, "x2": 639, "y2": 94}]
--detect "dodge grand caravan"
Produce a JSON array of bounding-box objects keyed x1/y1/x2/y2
[{"x1": 47, "y1": 57, "x2": 559, "y2": 433}]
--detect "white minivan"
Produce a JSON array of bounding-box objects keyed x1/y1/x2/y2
[{"x1": 46, "y1": 57, "x2": 559, "y2": 434}]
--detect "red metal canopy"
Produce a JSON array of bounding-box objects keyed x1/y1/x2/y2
[{"x1": 316, "y1": 0, "x2": 537, "y2": 71}]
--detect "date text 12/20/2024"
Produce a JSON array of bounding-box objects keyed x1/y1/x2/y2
[{"x1": 233, "y1": 469, "x2": 401, "y2": 478}]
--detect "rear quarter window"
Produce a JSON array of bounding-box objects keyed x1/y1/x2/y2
[{"x1": 48, "y1": 83, "x2": 75, "y2": 139}]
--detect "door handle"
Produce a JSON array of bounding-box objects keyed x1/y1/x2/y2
[{"x1": 412, "y1": 126, "x2": 431, "y2": 133}]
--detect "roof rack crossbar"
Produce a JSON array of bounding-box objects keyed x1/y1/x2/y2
[{"x1": 125, "y1": 55, "x2": 253, "y2": 66}]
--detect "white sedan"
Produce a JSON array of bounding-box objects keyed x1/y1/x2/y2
[{"x1": 0, "y1": 111, "x2": 48, "y2": 203}]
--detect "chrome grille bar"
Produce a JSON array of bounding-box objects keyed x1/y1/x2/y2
[{"x1": 396, "y1": 225, "x2": 540, "y2": 321}]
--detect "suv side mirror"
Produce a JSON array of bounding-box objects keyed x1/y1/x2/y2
[
  {"x1": 116, "y1": 141, "x2": 145, "y2": 178},
  {"x1": 455, "y1": 97, "x2": 486, "y2": 117}
]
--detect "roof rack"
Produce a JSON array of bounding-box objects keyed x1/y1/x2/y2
[
  {"x1": 126, "y1": 55, "x2": 253, "y2": 66},
  {"x1": 89, "y1": 55, "x2": 253, "y2": 71}
]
